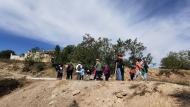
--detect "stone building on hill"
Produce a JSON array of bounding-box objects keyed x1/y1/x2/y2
[
  {"x1": 10, "y1": 50, "x2": 53, "y2": 63},
  {"x1": 10, "y1": 53, "x2": 25, "y2": 61}
]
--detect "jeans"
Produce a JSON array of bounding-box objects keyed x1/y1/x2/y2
[
  {"x1": 80, "y1": 75, "x2": 84, "y2": 80},
  {"x1": 66, "y1": 73, "x2": 72, "y2": 80},
  {"x1": 96, "y1": 71, "x2": 102, "y2": 80},
  {"x1": 116, "y1": 68, "x2": 122, "y2": 80},
  {"x1": 143, "y1": 73, "x2": 148, "y2": 80},
  {"x1": 57, "y1": 72, "x2": 63, "y2": 80},
  {"x1": 134, "y1": 70, "x2": 144, "y2": 80},
  {"x1": 77, "y1": 73, "x2": 81, "y2": 80}
]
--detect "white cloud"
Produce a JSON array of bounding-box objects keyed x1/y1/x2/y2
[{"x1": 0, "y1": 0, "x2": 189, "y2": 64}]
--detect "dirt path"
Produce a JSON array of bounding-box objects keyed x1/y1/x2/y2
[{"x1": 0, "y1": 80, "x2": 189, "y2": 107}]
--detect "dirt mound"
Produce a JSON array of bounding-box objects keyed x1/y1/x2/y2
[
  {"x1": 0, "y1": 80, "x2": 189, "y2": 107},
  {"x1": 0, "y1": 61, "x2": 190, "y2": 107}
]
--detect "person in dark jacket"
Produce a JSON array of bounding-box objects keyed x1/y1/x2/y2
[
  {"x1": 55, "y1": 64, "x2": 63, "y2": 80},
  {"x1": 66, "y1": 64, "x2": 74, "y2": 80},
  {"x1": 103, "y1": 65, "x2": 110, "y2": 81},
  {"x1": 143, "y1": 61, "x2": 149, "y2": 80},
  {"x1": 115, "y1": 54, "x2": 124, "y2": 81}
]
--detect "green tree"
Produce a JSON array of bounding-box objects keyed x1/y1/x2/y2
[
  {"x1": 62, "y1": 45, "x2": 75, "y2": 63},
  {"x1": 125, "y1": 38, "x2": 147, "y2": 62},
  {"x1": 54, "y1": 45, "x2": 62, "y2": 64},
  {"x1": 52, "y1": 34, "x2": 152, "y2": 72},
  {"x1": 161, "y1": 50, "x2": 190, "y2": 70},
  {"x1": 72, "y1": 34, "x2": 98, "y2": 65},
  {"x1": 113, "y1": 38, "x2": 126, "y2": 56},
  {"x1": 143, "y1": 53, "x2": 153, "y2": 64},
  {"x1": 0, "y1": 50, "x2": 16, "y2": 59},
  {"x1": 30, "y1": 47, "x2": 41, "y2": 53},
  {"x1": 97, "y1": 37, "x2": 115, "y2": 69},
  {"x1": 161, "y1": 52, "x2": 182, "y2": 70}
]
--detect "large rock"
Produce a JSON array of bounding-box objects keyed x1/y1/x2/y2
[{"x1": 72, "y1": 90, "x2": 80, "y2": 96}]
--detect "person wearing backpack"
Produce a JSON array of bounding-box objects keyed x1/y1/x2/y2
[
  {"x1": 95, "y1": 59, "x2": 103, "y2": 80},
  {"x1": 76, "y1": 63, "x2": 82, "y2": 80},
  {"x1": 66, "y1": 64, "x2": 74, "y2": 80}
]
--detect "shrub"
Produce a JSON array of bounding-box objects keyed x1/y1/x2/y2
[
  {"x1": 22, "y1": 65, "x2": 31, "y2": 72},
  {"x1": 25, "y1": 57, "x2": 35, "y2": 66},
  {"x1": 161, "y1": 50, "x2": 190, "y2": 70},
  {"x1": 0, "y1": 50, "x2": 16, "y2": 59},
  {"x1": 36, "y1": 63, "x2": 45, "y2": 72}
]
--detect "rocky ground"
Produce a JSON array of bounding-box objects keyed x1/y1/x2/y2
[
  {"x1": 0, "y1": 80, "x2": 190, "y2": 107},
  {"x1": 0, "y1": 60, "x2": 190, "y2": 107}
]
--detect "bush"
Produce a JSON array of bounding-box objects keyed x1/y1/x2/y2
[
  {"x1": 161, "y1": 50, "x2": 190, "y2": 70},
  {"x1": 22, "y1": 59, "x2": 34, "y2": 72},
  {"x1": 159, "y1": 69, "x2": 172, "y2": 77},
  {"x1": 36, "y1": 63, "x2": 45, "y2": 72},
  {"x1": 25, "y1": 57, "x2": 35, "y2": 66},
  {"x1": 0, "y1": 50, "x2": 16, "y2": 59},
  {"x1": 22, "y1": 64, "x2": 31, "y2": 72}
]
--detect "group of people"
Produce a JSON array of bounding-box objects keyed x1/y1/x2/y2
[
  {"x1": 128, "y1": 59, "x2": 149, "y2": 81},
  {"x1": 54, "y1": 59, "x2": 111, "y2": 81},
  {"x1": 54, "y1": 55, "x2": 149, "y2": 81}
]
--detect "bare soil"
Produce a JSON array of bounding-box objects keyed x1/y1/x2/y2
[
  {"x1": 0, "y1": 80, "x2": 190, "y2": 107},
  {"x1": 0, "y1": 61, "x2": 190, "y2": 107}
]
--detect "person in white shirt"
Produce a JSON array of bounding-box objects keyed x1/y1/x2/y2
[{"x1": 76, "y1": 64, "x2": 82, "y2": 80}]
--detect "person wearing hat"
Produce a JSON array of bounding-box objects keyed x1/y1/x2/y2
[
  {"x1": 95, "y1": 59, "x2": 103, "y2": 80},
  {"x1": 115, "y1": 54, "x2": 124, "y2": 81},
  {"x1": 76, "y1": 63, "x2": 82, "y2": 80}
]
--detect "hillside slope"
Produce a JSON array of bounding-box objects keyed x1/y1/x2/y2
[
  {"x1": 0, "y1": 80, "x2": 189, "y2": 107},
  {"x1": 0, "y1": 60, "x2": 190, "y2": 107}
]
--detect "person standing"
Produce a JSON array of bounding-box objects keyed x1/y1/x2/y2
[
  {"x1": 80, "y1": 67, "x2": 85, "y2": 80},
  {"x1": 66, "y1": 64, "x2": 74, "y2": 80},
  {"x1": 134, "y1": 59, "x2": 144, "y2": 80},
  {"x1": 143, "y1": 61, "x2": 149, "y2": 80},
  {"x1": 55, "y1": 64, "x2": 63, "y2": 80},
  {"x1": 103, "y1": 65, "x2": 110, "y2": 81},
  {"x1": 128, "y1": 64, "x2": 136, "y2": 81},
  {"x1": 76, "y1": 63, "x2": 82, "y2": 80},
  {"x1": 115, "y1": 54, "x2": 124, "y2": 81},
  {"x1": 95, "y1": 59, "x2": 103, "y2": 80},
  {"x1": 93, "y1": 67, "x2": 96, "y2": 80}
]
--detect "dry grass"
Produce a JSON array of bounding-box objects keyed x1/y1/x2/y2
[{"x1": 149, "y1": 68, "x2": 190, "y2": 86}]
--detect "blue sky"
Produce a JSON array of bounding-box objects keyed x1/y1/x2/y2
[
  {"x1": 0, "y1": 29, "x2": 54, "y2": 54},
  {"x1": 0, "y1": 0, "x2": 190, "y2": 63}
]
